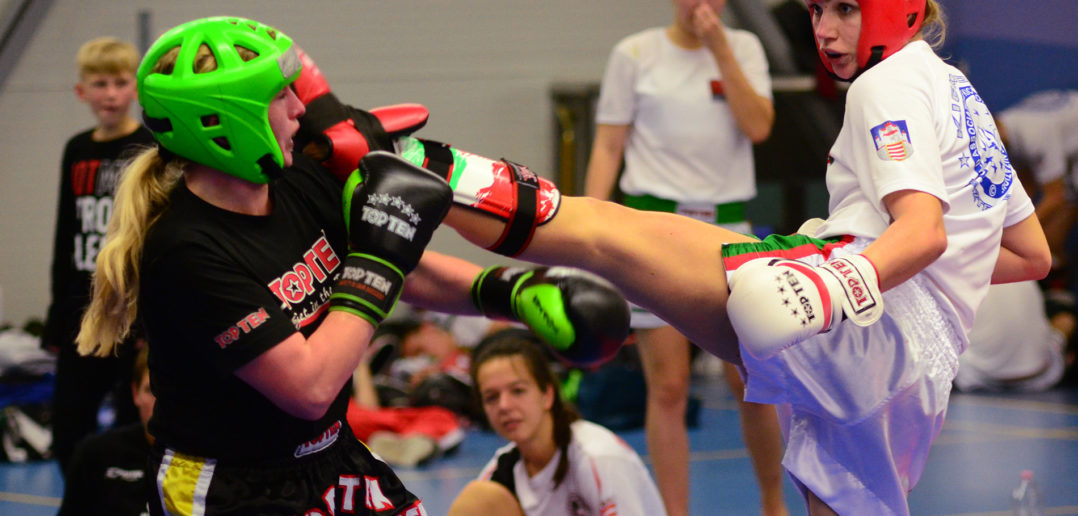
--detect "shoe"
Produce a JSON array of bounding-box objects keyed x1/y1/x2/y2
[{"x1": 368, "y1": 432, "x2": 437, "y2": 468}]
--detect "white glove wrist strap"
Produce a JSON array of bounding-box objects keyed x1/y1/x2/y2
[{"x1": 819, "y1": 255, "x2": 883, "y2": 327}]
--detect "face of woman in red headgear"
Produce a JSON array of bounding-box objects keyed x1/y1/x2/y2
[{"x1": 808, "y1": 0, "x2": 863, "y2": 80}]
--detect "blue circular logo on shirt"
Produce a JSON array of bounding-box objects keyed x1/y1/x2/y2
[{"x1": 958, "y1": 81, "x2": 1013, "y2": 209}]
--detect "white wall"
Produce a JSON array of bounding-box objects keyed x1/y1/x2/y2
[{"x1": 0, "y1": 1, "x2": 669, "y2": 326}]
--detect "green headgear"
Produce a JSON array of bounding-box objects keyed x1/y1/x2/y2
[{"x1": 137, "y1": 16, "x2": 302, "y2": 183}]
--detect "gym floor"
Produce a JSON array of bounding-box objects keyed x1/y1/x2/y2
[{"x1": 2, "y1": 374, "x2": 1076, "y2": 516}]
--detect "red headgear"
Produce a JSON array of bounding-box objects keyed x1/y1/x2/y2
[{"x1": 815, "y1": 0, "x2": 927, "y2": 79}]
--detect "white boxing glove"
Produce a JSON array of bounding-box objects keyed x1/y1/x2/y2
[{"x1": 727, "y1": 254, "x2": 883, "y2": 360}]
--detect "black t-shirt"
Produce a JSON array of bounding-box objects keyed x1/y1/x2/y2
[
  {"x1": 58, "y1": 423, "x2": 151, "y2": 516},
  {"x1": 44, "y1": 127, "x2": 155, "y2": 349},
  {"x1": 140, "y1": 154, "x2": 351, "y2": 461}
]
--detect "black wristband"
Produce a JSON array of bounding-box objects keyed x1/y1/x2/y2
[
  {"x1": 486, "y1": 159, "x2": 540, "y2": 257},
  {"x1": 470, "y1": 266, "x2": 531, "y2": 321},
  {"x1": 329, "y1": 253, "x2": 405, "y2": 325}
]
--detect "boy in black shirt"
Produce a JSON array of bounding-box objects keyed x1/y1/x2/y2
[{"x1": 46, "y1": 36, "x2": 154, "y2": 473}]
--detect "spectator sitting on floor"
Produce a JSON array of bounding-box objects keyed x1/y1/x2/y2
[
  {"x1": 347, "y1": 316, "x2": 522, "y2": 466},
  {"x1": 369, "y1": 318, "x2": 482, "y2": 421},
  {"x1": 448, "y1": 330, "x2": 666, "y2": 516},
  {"x1": 956, "y1": 280, "x2": 1076, "y2": 392},
  {"x1": 347, "y1": 336, "x2": 465, "y2": 468},
  {"x1": 58, "y1": 342, "x2": 151, "y2": 516}
]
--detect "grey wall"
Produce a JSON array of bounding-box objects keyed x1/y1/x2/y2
[{"x1": 0, "y1": 1, "x2": 670, "y2": 326}]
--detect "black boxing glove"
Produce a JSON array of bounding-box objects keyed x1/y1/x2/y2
[
  {"x1": 471, "y1": 266, "x2": 630, "y2": 368},
  {"x1": 330, "y1": 151, "x2": 452, "y2": 325}
]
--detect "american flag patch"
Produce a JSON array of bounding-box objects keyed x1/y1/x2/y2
[{"x1": 870, "y1": 120, "x2": 914, "y2": 161}]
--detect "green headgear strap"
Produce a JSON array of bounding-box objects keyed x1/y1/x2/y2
[{"x1": 137, "y1": 16, "x2": 302, "y2": 183}]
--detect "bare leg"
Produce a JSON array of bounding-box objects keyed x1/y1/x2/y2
[
  {"x1": 448, "y1": 480, "x2": 526, "y2": 516},
  {"x1": 636, "y1": 325, "x2": 691, "y2": 516},
  {"x1": 807, "y1": 490, "x2": 839, "y2": 516},
  {"x1": 723, "y1": 361, "x2": 790, "y2": 516},
  {"x1": 444, "y1": 196, "x2": 756, "y2": 363}
]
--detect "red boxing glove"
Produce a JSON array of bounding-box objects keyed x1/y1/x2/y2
[
  {"x1": 294, "y1": 47, "x2": 428, "y2": 181},
  {"x1": 292, "y1": 48, "x2": 561, "y2": 257}
]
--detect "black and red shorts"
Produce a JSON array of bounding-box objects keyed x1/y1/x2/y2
[{"x1": 147, "y1": 420, "x2": 426, "y2": 515}]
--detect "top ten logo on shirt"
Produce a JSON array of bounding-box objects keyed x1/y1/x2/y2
[{"x1": 870, "y1": 120, "x2": 914, "y2": 161}]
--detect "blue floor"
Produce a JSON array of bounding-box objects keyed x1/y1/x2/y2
[{"x1": 2, "y1": 377, "x2": 1077, "y2": 515}]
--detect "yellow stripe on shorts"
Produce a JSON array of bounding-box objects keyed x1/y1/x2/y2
[{"x1": 155, "y1": 449, "x2": 216, "y2": 516}]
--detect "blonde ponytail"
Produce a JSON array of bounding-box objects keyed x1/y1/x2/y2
[{"x1": 76, "y1": 148, "x2": 183, "y2": 356}]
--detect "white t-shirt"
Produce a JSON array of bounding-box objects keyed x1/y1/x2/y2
[
  {"x1": 595, "y1": 26, "x2": 771, "y2": 204},
  {"x1": 998, "y1": 89, "x2": 1078, "y2": 185},
  {"x1": 813, "y1": 40, "x2": 1035, "y2": 336},
  {"x1": 478, "y1": 420, "x2": 667, "y2": 516}
]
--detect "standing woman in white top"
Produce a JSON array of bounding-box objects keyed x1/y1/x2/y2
[
  {"x1": 448, "y1": 331, "x2": 667, "y2": 516},
  {"x1": 584, "y1": 1, "x2": 783, "y2": 514},
  {"x1": 436, "y1": 0, "x2": 1051, "y2": 513}
]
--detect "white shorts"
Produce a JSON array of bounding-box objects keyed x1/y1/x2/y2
[{"x1": 734, "y1": 238, "x2": 963, "y2": 515}]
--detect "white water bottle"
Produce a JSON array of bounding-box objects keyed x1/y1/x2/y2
[{"x1": 1011, "y1": 470, "x2": 1046, "y2": 516}]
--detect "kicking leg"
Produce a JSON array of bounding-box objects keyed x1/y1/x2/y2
[{"x1": 445, "y1": 196, "x2": 755, "y2": 363}]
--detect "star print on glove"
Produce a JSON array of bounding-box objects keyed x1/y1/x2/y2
[{"x1": 367, "y1": 192, "x2": 422, "y2": 225}]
